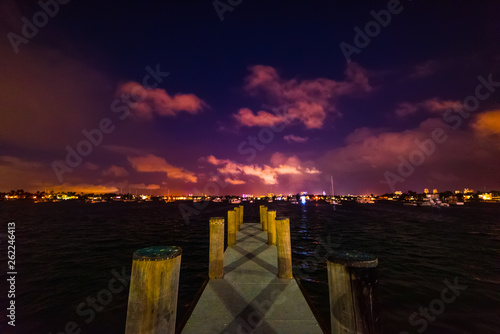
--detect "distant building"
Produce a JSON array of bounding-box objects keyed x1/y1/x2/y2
[
  {"x1": 394, "y1": 191, "x2": 402, "y2": 195},
  {"x1": 424, "y1": 188, "x2": 429, "y2": 194},
  {"x1": 479, "y1": 193, "x2": 492, "y2": 201},
  {"x1": 464, "y1": 188, "x2": 474, "y2": 194},
  {"x1": 433, "y1": 189, "x2": 438, "y2": 194}
]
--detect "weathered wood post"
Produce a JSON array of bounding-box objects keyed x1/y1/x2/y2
[
  {"x1": 209, "y1": 217, "x2": 225, "y2": 279},
  {"x1": 267, "y1": 210, "x2": 276, "y2": 245},
  {"x1": 233, "y1": 207, "x2": 240, "y2": 231},
  {"x1": 262, "y1": 206, "x2": 268, "y2": 231},
  {"x1": 275, "y1": 217, "x2": 292, "y2": 279},
  {"x1": 327, "y1": 251, "x2": 380, "y2": 334},
  {"x1": 125, "y1": 246, "x2": 182, "y2": 334},
  {"x1": 227, "y1": 210, "x2": 236, "y2": 246},
  {"x1": 239, "y1": 204, "x2": 244, "y2": 226},
  {"x1": 259, "y1": 205, "x2": 265, "y2": 230}
]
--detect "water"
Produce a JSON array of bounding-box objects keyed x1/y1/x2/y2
[{"x1": 0, "y1": 200, "x2": 499, "y2": 333}]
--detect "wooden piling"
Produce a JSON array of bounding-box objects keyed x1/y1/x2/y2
[
  {"x1": 233, "y1": 207, "x2": 240, "y2": 231},
  {"x1": 209, "y1": 217, "x2": 225, "y2": 279},
  {"x1": 125, "y1": 246, "x2": 182, "y2": 334},
  {"x1": 275, "y1": 217, "x2": 292, "y2": 279},
  {"x1": 238, "y1": 205, "x2": 244, "y2": 226},
  {"x1": 327, "y1": 251, "x2": 380, "y2": 334},
  {"x1": 267, "y1": 210, "x2": 276, "y2": 245},
  {"x1": 259, "y1": 205, "x2": 265, "y2": 230},
  {"x1": 227, "y1": 210, "x2": 236, "y2": 246},
  {"x1": 262, "y1": 206, "x2": 268, "y2": 231}
]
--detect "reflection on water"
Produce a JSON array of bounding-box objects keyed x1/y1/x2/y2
[{"x1": 0, "y1": 200, "x2": 499, "y2": 333}]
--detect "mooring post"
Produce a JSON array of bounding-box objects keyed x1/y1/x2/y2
[
  {"x1": 327, "y1": 251, "x2": 380, "y2": 334},
  {"x1": 209, "y1": 217, "x2": 225, "y2": 279},
  {"x1": 275, "y1": 217, "x2": 292, "y2": 279},
  {"x1": 227, "y1": 210, "x2": 236, "y2": 246},
  {"x1": 267, "y1": 210, "x2": 276, "y2": 245},
  {"x1": 125, "y1": 246, "x2": 182, "y2": 334},
  {"x1": 239, "y1": 204, "x2": 244, "y2": 226},
  {"x1": 259, "y1": 205, "x2": 265, "y2": 230},
  {"x1": 233, "y1": 207, "x2": 240, "y2": 231},
  {"x1": 262, "y1": 206, "x2": 268, "y2": 231}
]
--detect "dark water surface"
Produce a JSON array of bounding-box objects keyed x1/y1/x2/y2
[{"x1": 0, "y1": 201, "x2": 499, "y2": 333}]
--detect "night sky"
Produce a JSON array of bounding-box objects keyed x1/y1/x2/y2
[{"x1": 1, "y1": 0, "x2": 499, "y2": 195}]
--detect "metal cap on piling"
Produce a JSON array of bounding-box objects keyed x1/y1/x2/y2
[{"x1": 133, "y1": 246, "x2": 182, "y2": 261}]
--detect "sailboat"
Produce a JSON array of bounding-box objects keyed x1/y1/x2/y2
[{"x1": 328, "y1": 176, "x2": 341, "y2": 205}]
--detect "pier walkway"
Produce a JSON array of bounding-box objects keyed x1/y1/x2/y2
[{"x1": 181, "y1": 222, "x2": 323, "y2": 334}]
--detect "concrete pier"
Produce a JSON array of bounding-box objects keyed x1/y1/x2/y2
[{"x1": 182, "y1": 223, "x2": 322, "y2": 334}]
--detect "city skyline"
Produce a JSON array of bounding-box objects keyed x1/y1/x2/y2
[{"x1": 1, "y1": 1, "x2": 499, "y2": 195}]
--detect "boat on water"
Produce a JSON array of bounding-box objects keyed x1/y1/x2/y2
[
  {"x1": 445, "y1": 196, "x2": 465, "y2": 206},
  {"x1": 328, "y1": 176, "x2": 342, "y2": 205},
  {"x1": 34, "y1": 197, "x2": 50, "y2": 203},
  {"x1": 229, "y1": 198, "x2": 241, "y2": 204},
  {"x1": 86, "y1": 197, "x2": 106, "y2": 204},
  {"x1": 327, "y1": 198, "x2": 341, "y2": 205},
  {"x1": 433, "y1": 198, "x2": 449, "y2": 207},
  {"x1": 212, "y1": 197, "x2": 222, "y2": 203},
  {"x1": 356, "y1": 197, "x2": 375, "y2": 204},
  {"x1": 422, "y1": 194, "x2": 450, "y2": 207}
]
